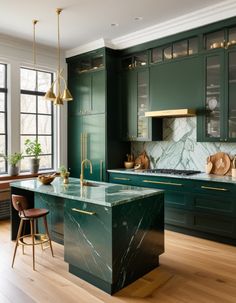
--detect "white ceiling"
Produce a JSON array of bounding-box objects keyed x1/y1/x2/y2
[{"x1": 0, "y1": 0, "x2": 234, "y2": 51}]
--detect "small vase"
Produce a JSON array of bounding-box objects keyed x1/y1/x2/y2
[
  {"x1": 61, "y1": 172, "x2": 70, "y2": 184},
  {"x1": 9, "y1": 165, "x2": 19, "y2": 176}
]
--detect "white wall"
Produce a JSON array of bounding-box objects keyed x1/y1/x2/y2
[{"x1": 0, "y1": 33, "x2": 68, "y2": 170}]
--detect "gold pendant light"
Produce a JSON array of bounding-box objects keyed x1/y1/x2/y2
[{"x1": 44, "y1": 8, "x2": 73, "y2": 105}]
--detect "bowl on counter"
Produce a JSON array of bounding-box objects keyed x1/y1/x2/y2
[
  {"x1": 124, "y1": 161, "x2": 134, "y2": 169},
  {"x1": 38, "y1": 173, "x2": 56, "y2": 185}
]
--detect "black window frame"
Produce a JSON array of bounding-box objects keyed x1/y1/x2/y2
[
  {"x1": 20, "y1": 67, "x2": 54, "y2": 172},
  {"x1": 0, "y1": 63, "x2": 7, "y2": 174}
]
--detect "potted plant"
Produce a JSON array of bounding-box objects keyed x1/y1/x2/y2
[
  {"x1": 24, "y1": 139, "x2": 42, "y2": 174},
  {"x1": 0, "y1": 152, "x2": 24, "y2": 176}
]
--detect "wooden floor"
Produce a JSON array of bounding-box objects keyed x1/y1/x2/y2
[{"x1": 0, "y1": 220, "x2": 236, "y2": 303}]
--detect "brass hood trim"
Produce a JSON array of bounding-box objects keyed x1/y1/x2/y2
[{"x1": 145, "y1": 109, "x2": 196, "y2": 118}]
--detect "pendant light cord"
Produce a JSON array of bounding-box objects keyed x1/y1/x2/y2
[{"x1": 32, "y1": 20, "x2": 38, "y2": 69}]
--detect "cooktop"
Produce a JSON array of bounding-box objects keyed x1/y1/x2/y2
[{"x1": 143, "y1": 169, "x2": 201, "y2": 176}]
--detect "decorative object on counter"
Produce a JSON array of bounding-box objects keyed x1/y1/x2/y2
[
  {"x1": 232, "y1": 156, "x2": 236, "y2": 178},
  {"x1": 134, "y1": 151, "x2": 150, "y2": 170},
  {"x1": 38, "y1": 173, "x2": 56, "y2": 185},
  {"x1": 59, "y1": 165, "x2": 70, "y2": 184},
  {"x1": 207, "y1": 152, "x2": 231, "y2": 175},
  {"x1": 124, "y1": 153, "x2": 134, "y2": 169},
  {"x1": 24, "y1": 139, "x2": 42, "y2": 174},
  {"x1": 0, "y1": 152, "x2": 24, "y2": 176},
  {"x1": 44, "y1": 8, "x2": 73, "y2": 105},
  {"x1": 205, "y1": 156, "x2": 213, "y2": 174}
]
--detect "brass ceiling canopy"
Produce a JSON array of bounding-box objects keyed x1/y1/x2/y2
[
  {"x1": 145, "y1": 109, "x2": 196, "y2": 118},
  {"x1": 44, "y1": 8, "x2": 73, "y2": 105}
]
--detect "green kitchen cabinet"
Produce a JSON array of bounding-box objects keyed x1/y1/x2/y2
[
  {"x1": 198, "y1": 48, "x2": 236, "y2": 142},
  {"x1": 120, "y1": 68, "x2": 162, "y2": 141},
  {"x1": 108, "y1": 171, "x2": 236, "y2": 245},
  {"x1": 68, "y1": 70, "x2": 105, "y2": 116},
  {"x1": 34, "y1": 193, "x2": 64, "y2": 245},
  {"x1": 149, "y1": 55, "x2": 204, "y2": 111},
  {"x1": 68, "y1": 114, "x2": 105, "y2": 181}
]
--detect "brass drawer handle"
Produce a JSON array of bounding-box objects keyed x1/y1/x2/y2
[
  {"x1": 143, "y1": 180, "x2": 183, "y2": 186},
  {"x1": 113, "y1": 177, "x2": 131, "y2": 181},
  {"x1": 201, "y1": 186, "x2": 228, "y2": 191},
  {"x1": 72, "y1": 208, "x2": 96, "y2": 215}
]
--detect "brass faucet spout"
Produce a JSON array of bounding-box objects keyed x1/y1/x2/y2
[{"x1": 80, "y1": 159, "x2": 93, "y2": 186}]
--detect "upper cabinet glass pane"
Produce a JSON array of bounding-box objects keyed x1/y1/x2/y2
[
  {"x1": 205, "y1": 30, "x2": 224, "y2": 50},
  {"x1": 137, "y1": 71, "x2": 149, "y2": 139},
  {"x1": 163, "y1": 46, "x2": 172, "y2": 61},
  {"x1": 189, "y1": 38, "x2": 198, "y2": 55},
  {"x1": 91, "y1": 54, "x2": 104, "y2": 70},
  {"x1": 75, "y1": 52, "x2": 104, "y2": 74},
  {"x1": 228, "y1": 27, "x2": 236, "y2": 48},
  {"x1": 151, "y1": 48, "x2": 162, "y2": 63},
  {"x1": 121, "y1": 57, "x2": 133, "y2": 69},
  {"x1": 134, "y1": 52, "x2": 147, "y2": 68},
  {"x1": 173, "y1": 40, "x2": 188, "y2": 59}
]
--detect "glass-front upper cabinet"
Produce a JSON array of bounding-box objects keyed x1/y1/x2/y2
[
  {"x1": 121, "y1": 51, "x2": 148, "y2": 70},
  {"x1": 228, "y1": 51, "x2": 236, "y2": 139},
  {"x1": 137, "y1": 70, "x2": 149, "y2": 139},
  {"x1": 204, "y1": 27, "x2": 236, "y2": 51},
  {"x1": 205, "y1": 55, "x2": 221, "y2": 139}
]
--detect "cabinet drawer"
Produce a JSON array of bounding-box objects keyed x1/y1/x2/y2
[
  {"x1": 193, "y1": 194, "x2": 236, "y2": 216},
  {"x1": 165, "y1": 191, "x2": 193, "y2": 210},
  {"x1": 64, "y1": 199, "x2": 112, "y2": 283},
  {"x1": 193, "y1": 213, "x2": 236, "y2": 239},
  {"x1": 165, "y1": 208, "x2": 192, "y2": 228},
  {"x1": 109, "y1": 173, "x2": 135, "y2": 185},
  {"x1": 194, "y1": 181, "x2": 236, "y2": 195}
]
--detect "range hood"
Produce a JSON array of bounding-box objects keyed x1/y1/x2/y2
[{"x1": 145, "y1": 109, "x2": 196, "y2": 118}]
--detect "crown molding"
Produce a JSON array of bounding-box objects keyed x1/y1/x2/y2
[{"x1": 65, "y1": 0, "x2": 236, "y2": 57}]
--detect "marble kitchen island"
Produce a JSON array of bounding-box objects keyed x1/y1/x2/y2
[{"x1": 10, "y1": 177, "x2": 164, "y2": 294}]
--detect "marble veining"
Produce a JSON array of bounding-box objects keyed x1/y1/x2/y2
[
  {"x1": 11, "y1": 177, "x2": 163, "y2": 207},
  {"x1": 132, "y1": 117, "x2": 236, "y2": 171}
]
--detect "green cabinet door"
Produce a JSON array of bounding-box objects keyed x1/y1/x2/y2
[
  {"x1": 91, "y1": 70, "x2": 106, "y2": 114},
  {"x1": 83, "y1": 114, "x2": 105, "y2": 181},
  {"x1": 150, "y1": 56, "x2": 204, "y2": 111}
]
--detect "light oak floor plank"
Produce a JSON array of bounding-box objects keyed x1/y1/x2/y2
[{"x1": 1, "y1": 220, "x2": 236, "y2": 303}]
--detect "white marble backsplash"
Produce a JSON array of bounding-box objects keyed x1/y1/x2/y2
[{"x1": 131, "y1": 117, "x2": 236, "y2": 172}]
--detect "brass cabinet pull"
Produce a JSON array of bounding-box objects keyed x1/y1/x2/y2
[
  {"x1": 113, "y1": 177, "x2": 131, "y2": 181},
  {"x1": 143, "y1": 180, "x2": 183, "y2": 186},
  {"x1": 72, "y1": 208, "x2": 96, "y2": 216},
  {"x1": 100, "y1": 160, "x2": 103, "y2": 181},
  {"x1": 201, "y1": 185, "x2": 228, "y2": 191}
]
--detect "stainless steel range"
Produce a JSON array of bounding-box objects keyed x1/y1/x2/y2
[{"x1": 143, "y1": 169, "x2": 201, "y2": 176}]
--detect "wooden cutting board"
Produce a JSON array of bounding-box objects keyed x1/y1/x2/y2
[
  {"x1": 210, "y1": 152, "x2": 231, "y2": 175},
  {"x1": 134, "y1": 151, "x2": 150, "y2": 169}
]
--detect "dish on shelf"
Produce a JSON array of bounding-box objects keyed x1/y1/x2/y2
[
  {"x1": 209, "y1": 152, "x2": 231, "y2": 175},
  {"x1": 208, "y1": 97, "x2": 218, "y2": 110}
]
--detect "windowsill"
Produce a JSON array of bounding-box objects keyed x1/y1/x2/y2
[{"x1": 0, "y1": 170, "x2": 57, "y2": 190}]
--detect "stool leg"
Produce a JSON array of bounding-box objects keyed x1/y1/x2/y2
[
  {"x1": 12, "y1": 218, "x2": 24, "y2": 268},
  {"x1": 30, "y1": 219, "x2": 35, "y2": 271},
  {"x1": 43, "y1": 216, "x2": 54, "y2": 257},
  {"x1": 22, "y1": 220, "x2": 26, "y2": 255}
]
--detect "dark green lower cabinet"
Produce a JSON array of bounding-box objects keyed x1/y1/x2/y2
[
  {"x1": 35, "y1": 193, "x2": 64, "y2": 245},
  {"x1": 64, "y1": 195, "x2": 164, "y2": 294},
  {"x1": 108, "y1": 172, "x2": 236, "y2": 245}
]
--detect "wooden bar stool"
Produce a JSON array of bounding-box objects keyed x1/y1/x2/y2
[{"x1": 11, "y1": 194, "x2": 54, "y2": 270}]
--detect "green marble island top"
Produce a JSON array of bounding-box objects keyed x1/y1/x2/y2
[{"x1": 10, "y1": 177, "x2": 164, "y2": 207}]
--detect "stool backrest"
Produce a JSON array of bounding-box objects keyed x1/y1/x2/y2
[{"x1": 12, "y1": 195, "x2": 29, "y2": 216}]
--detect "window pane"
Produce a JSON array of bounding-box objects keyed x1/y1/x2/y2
[
  {"x1": 20, "y1": 135, "x2": 36, "y2": 154},
  {"x1": 21, "y1": 114, "x2": 36, "y2": 134},
  {"x1": 0, "y1": 92, "x2": 5, "y2": 111},
  {"x1": 38, "y1": 71, "x2": 51, "y2": 92},
  {"x1": 38, "y1": 96, "x2": 52, "y2": 114},
  {"x1": 21, "y1": 68, "x2": 36, "y2": 90},
  {"x1": 38, "y1": 115, "x2": 52, "y2": 134},
  {"x1": 40, "y1": 155, "x2": 52, "y2": 169},
  {"x1": 0, "y1": 135, "x2": 6, "y2": 154},
  {"x1": 21, "y1": 94, "x2": 36, "y2": 113},
  {"x1": 0, "y1": 113, "x2": 5, "y2": 133},
  {"x1": 20, "y1": 156, "x2": 33, "y2": 172},
  {"x1": 0, "y1": 64, "x2": 5, "y2": 88},
  {"x1": 38, "y1": 136, "x2": 52, "y2": 154}
]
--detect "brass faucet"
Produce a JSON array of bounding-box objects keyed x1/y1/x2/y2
[{"x1": 80, "y1": 159, "x2": 93, "y2": 186}]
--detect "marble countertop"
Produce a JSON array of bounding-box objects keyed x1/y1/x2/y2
[
  {"x1": 107, "y1": 169, "x2": 236, "y2": 185},
  {"x1": 10, "y1": 177, "x2": 164, "y2": 207}
]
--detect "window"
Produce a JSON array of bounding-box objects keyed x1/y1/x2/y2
[
  {"x1": 20, "y1": 68, "x2": 53, "y2": 171},
  {"x1": 0, "y1": 64, "x2": 7, "y2": 174}
]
